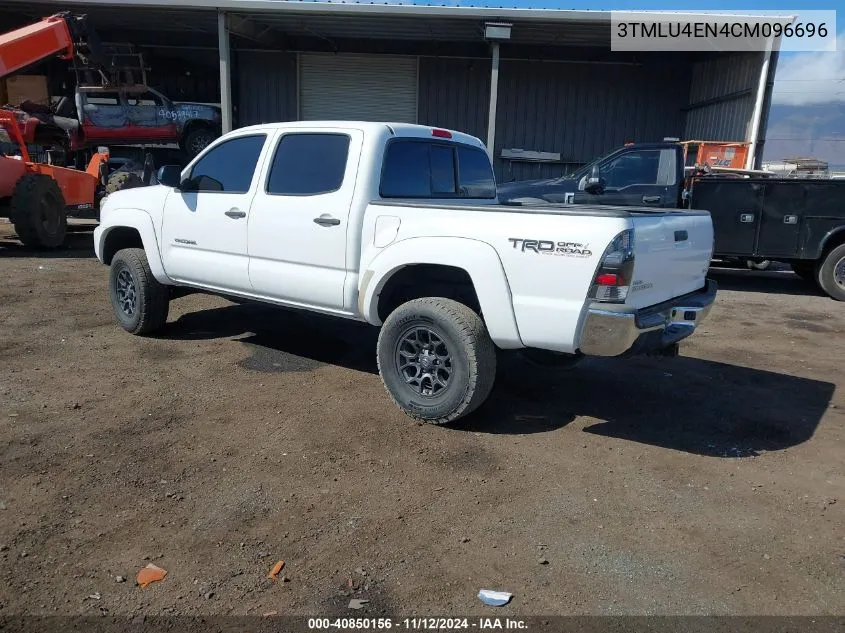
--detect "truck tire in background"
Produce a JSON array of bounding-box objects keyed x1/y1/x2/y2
[
  {"x1": 105, "y1": 171, "x2": 144, "y2": 195},
  {"x1": 10, "y1": 173, "x2": 67, "y2": 249},
  {"x1": 109, "y1": 248, "x2": 170, "y2": 334},
  {"x1": 376, "y1": 297, "x2": 496, "y2": 425},
  {"x1": 98, "y1": 171, "x2": 145, "y2": 213},
  {"x1": 817, "y1": 243, "x2": 845, "y2": 301},
  {"x1": 182, "y1": 127, "x2": 215, "y2": 159}
]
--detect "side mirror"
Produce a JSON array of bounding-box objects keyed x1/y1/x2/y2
[
  {"x1": 157, "y1": 165, "x2": 183, "y2": 189},
  {"x1": 584, "y1": 164, "x2": 605, "y2": 195}
]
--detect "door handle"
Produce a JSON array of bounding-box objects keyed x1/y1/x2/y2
[
  {"x1": 225, "y1": 209, "x2": 246, "y2": 219},
  {"x1": 313, "y1": 215, "x2": 341, "y2": 227},
  {"x1": 740, "y1": 213, "x2": 755, "y2": 223},
  {"x1": 642, "y1": 195, "x2": 661, "y2": 204}
]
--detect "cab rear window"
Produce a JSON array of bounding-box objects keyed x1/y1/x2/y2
[{"x1": 380, "y1": 139, "x2": 495, "y2": 199}]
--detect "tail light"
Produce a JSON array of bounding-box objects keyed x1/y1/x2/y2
[{"x1": 589, "y1": 229, "x2": 635, "y2": 303}]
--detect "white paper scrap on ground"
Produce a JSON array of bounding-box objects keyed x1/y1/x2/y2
[{"x1": 477, "y1": 589, "x2": 513, "y2": 606}]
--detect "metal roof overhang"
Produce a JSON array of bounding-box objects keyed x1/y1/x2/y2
[{"x1": 0, "y1": 1, "x2": 796, "y2": 49}]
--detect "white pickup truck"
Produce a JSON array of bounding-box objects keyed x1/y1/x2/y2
[{"x1": 94, "y1": 121, "x2": 717, "y2": 424}]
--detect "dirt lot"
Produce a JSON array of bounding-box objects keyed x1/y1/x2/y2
[{"x1": 0, "y1": 220, "x2": 843, "y2": 618}]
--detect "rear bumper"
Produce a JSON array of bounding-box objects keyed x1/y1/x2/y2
[{"x1": 578, "y1": 279, "x2": 717, "y2": 357}]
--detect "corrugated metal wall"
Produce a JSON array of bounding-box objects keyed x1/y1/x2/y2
[
  {"x1": 494, "y1": 60, "x2": 691, "y2": 182},
  {"x1": 234, "y1": 50, "x2": 298, "y2": 127},
  {"x1": 228, "y1": 48, "x2": 763, "y2": 180},
  {"x1": 418, "y1": 57, "x2": 490, "y2": 142},
  {"x1": 145, "y1": 49, "x2": 220, "y2": 103},
  {"x1": 684, "y1": 52, "x2": 761, "y2": 142}
]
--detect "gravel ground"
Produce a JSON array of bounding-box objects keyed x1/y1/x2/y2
[{"x1": 0, "y1": 221, "x2": 843, "y2": 617}]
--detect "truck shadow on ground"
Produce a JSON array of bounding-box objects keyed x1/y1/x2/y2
[
  {"x1": 462, "y1": 356, "x2": 834, "y2": 457},
  {"x1": 164, "y1": 301, "x2": 834, "y2": 458},
  {"x1": 708, "y1": 266, "x2": 825, "y2": 298},
  {"x1": 0, "y1": 224, "x2": 96, "y2": 259}
]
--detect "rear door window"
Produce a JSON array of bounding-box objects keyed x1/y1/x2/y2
[
  {"x1": 380, "y1": 140, "x2": 495, "y2": 199},
  {"x1": 266, "y1": 133, "x2": 350, "y2": 196}
]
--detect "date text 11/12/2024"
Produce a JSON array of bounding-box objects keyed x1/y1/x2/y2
[{"x1": 307, "y1": 618, "x2": 528, "y2": 630}]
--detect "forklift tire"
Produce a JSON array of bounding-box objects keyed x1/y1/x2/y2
[
  {"x1": 10, "y1": 173, "x2": 67, "y2": 249},
  {"x1": 817, "y1": 243, "x2": 845, "y2": 302},
  {"x1": 105, "y1": 171, "x2": 144, "y2": 195}
]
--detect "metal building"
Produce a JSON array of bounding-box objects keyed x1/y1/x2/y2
[{"x1": 0, "y1": 0, "x2": 783, "y2": 180}]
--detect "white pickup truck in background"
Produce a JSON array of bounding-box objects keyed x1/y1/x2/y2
[{"x1": 94, "y1": 121, "x2": 717, "y2": 424}]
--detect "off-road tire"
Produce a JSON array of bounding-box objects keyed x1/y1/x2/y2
[
  {"x1": 817, "y1": 243, "x2": 845, "y2": 301},
  {"x1": 10, "y1": 174, "x2": 67, "y2": 248},
  {"x1": 376, "y1": 298, "x2": 496, "y2": 425},
  {"x1": 105, "y1": 171, "x2": 144, "y2": 195},
  {"x1": 182, "y1": 128, "x2": 215, "y2": 158},
  {"x1": 109, "y1": 248, "x2": 170, "y2": 334}
]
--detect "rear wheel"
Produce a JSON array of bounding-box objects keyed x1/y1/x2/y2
[
  {"x1": 376, "y1": 298, "x2": 496, "y2": 425},
  {"x1": 109, "y1": 248, "x2": 170, "y2": 334},
  {"x1": 817, "y1": 243, "x2": 845, "y2": 301},
  {"x1": 10, "y1": 173, "x2": 67, "y2": 248}
]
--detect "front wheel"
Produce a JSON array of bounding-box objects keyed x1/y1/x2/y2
[
  {"x1": 109, "y1": 248, "x2": 170, "y2": 334},
  {"x1": 376, "y1": 298, "x2": 496, "y2": 425},
  {"x1": 817, "y1": 244, "x2": 845, "y2": 301}
]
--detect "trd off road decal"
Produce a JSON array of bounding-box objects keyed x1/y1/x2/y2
[{"x1": 508, "y1": 238, "x2": 592, "y2": 257}]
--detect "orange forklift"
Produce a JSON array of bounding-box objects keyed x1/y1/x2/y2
[{"x1": 0, "y1": 13, "x2": 117, "y2": 248}]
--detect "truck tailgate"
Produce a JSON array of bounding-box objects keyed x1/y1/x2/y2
[{"x1": 627, "y1": 212, "x2": 713, "y2": 309}]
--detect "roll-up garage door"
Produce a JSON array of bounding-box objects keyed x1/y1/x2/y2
[{"x1": 299, "y1": 54, "x2": 417, "y2": 123}]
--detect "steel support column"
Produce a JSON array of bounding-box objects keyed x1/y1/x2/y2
[
  {"x1": 746, "y1": 36, "x2": 776, "y2": 170},
  {"x1": 485, "y1": 41, "x2": 500, "y2": 154},
  {"x1": 218, "y1": 10, "x2": 233, "y2": 134}
]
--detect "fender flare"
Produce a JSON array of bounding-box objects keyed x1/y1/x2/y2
[
  {"x1": 360, "y1": 237, "x2": 523, "y2": 349},
  {"x1": 96, "y1": 208, "x2": 170, "y2": 285},
  {"x1": 818, "y1": 226, "x2": 845, "y2": 259}
]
